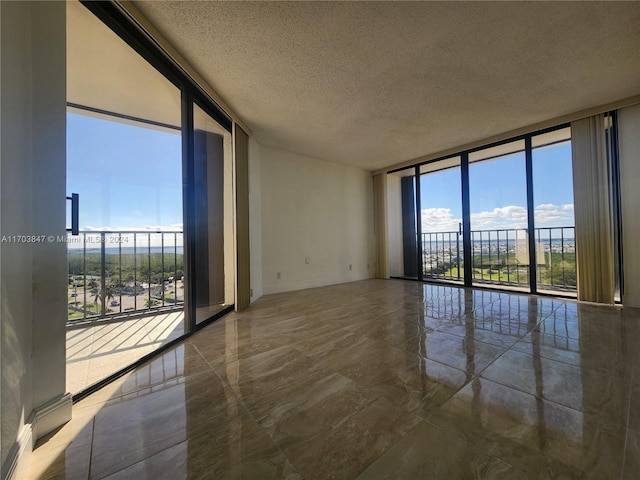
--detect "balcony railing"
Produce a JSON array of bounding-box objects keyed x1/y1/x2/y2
[
  {"x1": 421, "y1": 231, "x2": 462, "y2": 282},
  {"x1": 535, "y1": 227, "x2": 576, "y2": 290},
  {"x1": 67, "y1": 231, "x2": 184, "y2": 324},
  {"x1": 421, "y1": 226, "x2": 576, "y2": 291}
]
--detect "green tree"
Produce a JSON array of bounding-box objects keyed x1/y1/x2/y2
[{"x1": 92, "y1": 283, "x2": 116, "y2": 313}]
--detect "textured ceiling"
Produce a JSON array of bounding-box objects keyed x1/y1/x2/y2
[{"x1": 133, "y1": 1, "x2": 640, "y2": 171}]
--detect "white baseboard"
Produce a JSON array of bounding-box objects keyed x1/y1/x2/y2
[
  {"x1": 32, "y1": 392, "x2": 73, "y2": 442},
  {"x1": 2, "y1": 393, "x2": 73, "y2": 480}
]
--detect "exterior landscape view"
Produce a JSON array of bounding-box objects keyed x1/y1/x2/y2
[
  {"x1": 67, "y1": 233, "x2": 184, "y2": 322},
  {"x1": 421, "y1": 227, "x2": 576, "y2": 289}
]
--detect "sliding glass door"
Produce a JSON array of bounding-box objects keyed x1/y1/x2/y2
[
  {"x1": 66, "y1": 0, "x2": 236, "y2": 396},
  {"x1": 468, "y1": 140, "x2": 530, "y2": 290},
  {"x1": 419, "y1": 157, "x2": 463, "y2": 283},
  {"x1": 531, "y1": 127, "x2": 576, "y2": 293},
  {"x1": 66, "y1": 0, "x2": 185, "y2": 394}
]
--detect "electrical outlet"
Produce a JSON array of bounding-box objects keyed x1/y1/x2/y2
[
  {"x1": 349, "y1": 264, "x2": 352, "y2": 271},
  {"x1": 305, "y1": 256, "x2": 310, "y2": 264},
  {"x1": 276, "y1": 272, "x2": 281, "y2": 279}
]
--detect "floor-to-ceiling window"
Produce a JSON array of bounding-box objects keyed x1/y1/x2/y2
[
  {"x1": 388, "y1": 122, "x2": 619, "y2": 298},
  {"x1": 531, "y1": 127, "x2": 576, "y2": 293},
  {"x1": 419, "y1": 157, "x2": 463, "y2": 283},
  {"x1": 468, "y1": 140, "x2": 529, "y2": 289}
]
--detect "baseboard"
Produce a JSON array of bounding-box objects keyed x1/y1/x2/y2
[
  {"x1": 3, "y1": 393, "x2": 74, "y2": 479},
  {"x1": 32, "y1": 392, "x2": 73, "y2": 442},
  {"x1": 2, "y1": 413, "x2": 34, "y2": 480}
]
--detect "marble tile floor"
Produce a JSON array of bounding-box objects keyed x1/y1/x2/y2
[
  {"x1": 66, "y1": 310, "x2": 185, "y2": 394},
  {"x1": 23, "y1": 279, "x2": 640, "y2": 479}
]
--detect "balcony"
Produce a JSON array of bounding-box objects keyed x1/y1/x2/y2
[
  {"x1": 66, "y1": 231, "x2": 185, "y2": 394},
  {"x1": 421, "y1": 226, "x2": 576, "y2": 292}
]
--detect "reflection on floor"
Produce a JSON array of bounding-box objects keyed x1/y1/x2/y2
[
  {"x1": 25, "y1": 280, "x2": 640, "y2": 479},
  {"x1": 66, "y1": 310, "x2": 184, "y2": 394}
]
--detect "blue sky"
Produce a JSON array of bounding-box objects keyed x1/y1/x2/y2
[
  {"x1": 420, "y1": 143, "x2": 575, "y2": 232},
  {"x1": 67, "y1": 112, "x2": 183, "y2": 231}
]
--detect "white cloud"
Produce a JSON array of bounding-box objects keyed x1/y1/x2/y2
[
  {"x1": 421, "y1": 204, "x2": 574, "y2": 232},
  {"x1": 470, "y1": 206, "x2": 528, "y2": 230},
  {"x1": 421, "y1": 208, "x2": 461, "y2": 233},
  {"x1": 534, "y1": 204, "x2": 574, "y2": 227}
]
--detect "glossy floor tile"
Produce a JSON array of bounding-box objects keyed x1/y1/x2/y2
[
  {"x1": 23, "y1": 280, "x2": 640, "y2": 479},
  {"x1": 355, "y1": 422, "x2": 525, "y2": 479},
  {"x1": 427, "y1": 377, "x2": 629, "y2": 478}
]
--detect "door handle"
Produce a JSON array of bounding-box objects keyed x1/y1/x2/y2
[
  {"x1": 459, "y1": 222, "x2": 462, "y2": 235},
  {"x1": 66, "y1": 193, "x2": 79, "y2": 235}
]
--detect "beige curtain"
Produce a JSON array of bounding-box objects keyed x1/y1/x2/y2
[
  {"x1": 235, "y1": 125, "x2": 251, "y2": 310},
  {"x1": 373, "y1": 173, "x2": 389, "y2": 279},
  {"x1": 571, "y1": 114, "x2": 615, "y2": 304}
]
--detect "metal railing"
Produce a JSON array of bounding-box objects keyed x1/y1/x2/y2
[
  {"x1": 67, "y1": 231, "x2": 184, "y2": 324},
  {"x1": 421, "y1": 226, "x2": 576, "y2": 290},
  {"x1": 470, "y1": 228, "x2": 530, "y2": 286},
  {"x1": 535, "y1": 227, "x2": 576, "y2": 290},
  {"x1": 421, "y1": 231, "x2": 462, "y2": 281}
]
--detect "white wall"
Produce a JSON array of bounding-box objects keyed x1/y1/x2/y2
[
  {"x1": 259, "y1": 145, "x2": 375, "y2": 294},
  {"x1": 619, "y1": 104, "x2": 640, "y2": 308},
  {"x1": 1, "y1": 2, "x2": 71, "y2": 477},
  {"x1": 248, "y1": 137, "x2": 263, "y2": 302},
  {"x1": 387, "y1": 174, "x2": 404, "y2": 277}
]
